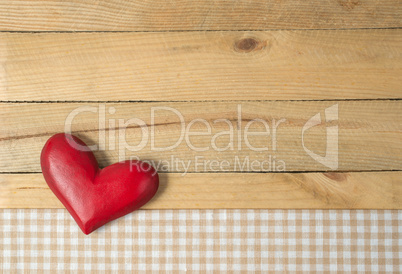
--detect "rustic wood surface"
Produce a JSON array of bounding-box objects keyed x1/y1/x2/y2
[
  {"x1": 0, "y1": 0, "x2": 400, "y2": 31},
  {"x1": 1, "y1": 172, "x2": 401, "y2": 209},
  {"x1": 1, "y1": 30, "x2": 401, "y2": 101},
  {"x1": 0, "y1": 1, "x2": 401, "y2": 209},
  {"x1": 1, "y1": 101, "x2": 401, "y2": 173}
]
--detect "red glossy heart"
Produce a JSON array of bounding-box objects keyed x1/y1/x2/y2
[{"x1": 40, "y1": 133, "x2": 159, "y2": 234}]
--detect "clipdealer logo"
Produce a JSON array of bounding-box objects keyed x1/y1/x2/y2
[
  {"x1": 63, "y1": 104, "x2": 339, "y2": 174},
  {"x1": 302, "y1": 104, "x2": 339, "y2": 170}
]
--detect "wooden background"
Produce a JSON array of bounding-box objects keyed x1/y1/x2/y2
[{"x1": 0, "y1": 0, "x2": 401, "y2": 209}]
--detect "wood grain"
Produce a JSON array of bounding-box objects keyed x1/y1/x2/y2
[
  {"x1": 1, "y1": 101, "x2": 401, "y2": 172},
  {"x1": 1, "y1": 172, "x2": 400, "y2": 209},
  {"x1": 0, "y1": 0, "x2": 400, "y2": 31},
  {"x1": 1, "y1": 30, "x2": 401, "y2": 101}
]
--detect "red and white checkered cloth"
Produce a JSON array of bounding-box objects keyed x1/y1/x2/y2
[{"x1": 0, "y1": 209, "x2": 401, "y2": 272}]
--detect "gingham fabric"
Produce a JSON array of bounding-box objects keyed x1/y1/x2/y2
[{"x1": 0, "y1": 209, "x2": 401, "y2": 273}]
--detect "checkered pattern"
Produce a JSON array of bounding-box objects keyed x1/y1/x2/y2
[{"x1": 0, "y1": 209, "x2": 401, "y2": 273}]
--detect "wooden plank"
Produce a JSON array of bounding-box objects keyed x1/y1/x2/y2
[
  {"x1": 0, "y1": 0, "x2": 400, "y2": 31},
  {"x1": 1, "y1": 101, "x2": 401, "y2": 172},
  {"x1": 1, "y1": 30, "x2": 401, "y2": 101},
  {"x1": 1, "y1": 172, "x2": 401, "y2": 209}
]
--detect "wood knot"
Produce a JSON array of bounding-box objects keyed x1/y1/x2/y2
[
  {"x1": 337, "y1": 0, "x2": 360, "y2": 10},
  {"x1": 324, "y1": 172, "x2": 348, "y2": 182},
  {"x1": 234, "y1": 37, "x2": 265, "y2": 53}
]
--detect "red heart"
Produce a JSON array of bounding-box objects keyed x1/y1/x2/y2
[{"x1": 40, "y1": 133, "x2": 159, "y2": 234}]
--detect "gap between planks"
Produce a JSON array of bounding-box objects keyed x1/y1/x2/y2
[
  {"x1": 1, "y1": 98, "x2": 402, "y2": 104},
  {"x1": 1, "y1": 27, "x2": 402, "y2": 34},
  {"x1": 1, "y1": 172, "x2": 401, "y2": 209}
]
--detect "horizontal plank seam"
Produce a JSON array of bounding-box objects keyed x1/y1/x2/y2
[
  {"x1": 1, "y1": 99, "x2": 401, "y2": 104},
  {"x1": 1, "y1": 170, "x2": 401, "y2": 175},
  {"x1": 0, "y1": 27, "x2": 401, "y2": 33}
]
